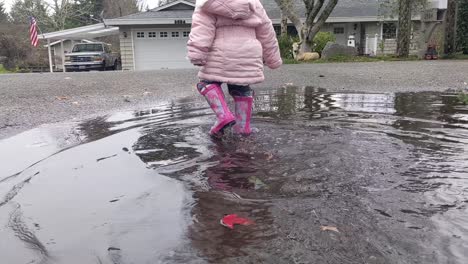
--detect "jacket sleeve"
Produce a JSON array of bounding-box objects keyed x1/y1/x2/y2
[
  {"x1": 187, "y1": 8, "x2": 217, "y2": 65},
  {"x1": 255, "y1": 6, "x2": 282, "y2": 69}
]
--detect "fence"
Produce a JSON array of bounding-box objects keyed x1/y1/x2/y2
[{"x1": 365, "y1": 34, "x2": 380, "y2": 56}]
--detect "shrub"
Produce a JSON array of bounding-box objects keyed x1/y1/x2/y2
[
  {"x1": 313, "y1": 32, "x2": 336, "y2": 54},
  {"x1": 458, "y1": 92, "x2": 468, "y2": 105},
  {"x1": 278, "y1": 35, "x2": 299, "y2": 59},
  {"x1": 0, "y1": 23, "x2": 48, "y2": 70}
]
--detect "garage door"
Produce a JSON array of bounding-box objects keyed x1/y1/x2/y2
[{"x1": 133, "y1": 29, "x2": 194, "y2": 70}]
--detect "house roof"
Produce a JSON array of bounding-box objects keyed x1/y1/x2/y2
[
  {"x1": 40, "y1": 23, "x2": 119, "y2": 41},
  {"x1": 105, "y1": 0, "x2": 386, "y2": 26}
]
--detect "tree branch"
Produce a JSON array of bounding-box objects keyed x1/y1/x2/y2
[
  {"x1": 307, "y1": 0, "x2": 338, "y2": 40},
  {"x1": 303, "y1": 0, "x2": 314, "y2": 15},
  {"x1": 307, "y1": 0, "x2": 324, "y2": 25},
  {"x1": 274, "y1": 0, "x2": 303, "y2": 31}
]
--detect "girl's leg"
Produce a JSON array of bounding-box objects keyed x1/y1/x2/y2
[
  {"x1": 197, "y1": 81, "x2": 236, "y2": 135},
  {"x1": 228, "y1": 84, "x2": 254, "y2": 135}
]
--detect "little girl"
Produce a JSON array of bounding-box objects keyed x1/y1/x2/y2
[{"x1": 187, "y1": 0, "x2": 282, "y2": 136}]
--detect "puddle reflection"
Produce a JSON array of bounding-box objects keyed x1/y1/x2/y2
[{"x1": 1, "y1": 87, "x2": 468, "y2": 263}]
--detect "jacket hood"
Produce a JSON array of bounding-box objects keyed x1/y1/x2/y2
[{"x1": 196, "y1": 0, "x2": 254, "y2": 20}]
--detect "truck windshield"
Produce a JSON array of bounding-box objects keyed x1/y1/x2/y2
[{"x1": 72, "y1": 44, "x2": 103, "y2": 52}]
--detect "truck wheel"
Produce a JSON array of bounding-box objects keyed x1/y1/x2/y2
[{"x1": 112, "y1": 60, "x2": 121, "y2": 71}]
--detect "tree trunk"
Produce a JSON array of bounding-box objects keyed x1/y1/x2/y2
[
  {"x1": 280, "y1": 11, "x2": 288, "y2": 37},
  {"x1": 274, "y1": 0, "x2": 338, "y2": 56},
  {"x1": 444, "y1": 0, "x2": 458, "y2": 55},
  {"x1": 397, "y1": 0, "x2": 411, "y2": 57}
]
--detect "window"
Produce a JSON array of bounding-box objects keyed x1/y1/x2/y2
[
  {"x1": 183, "y1": 31, "x2": 190, "y2": 37},
  {"x1": 72, "y1": 44, "x2": 104, "y2": 52},
  {"x1": 136, "y1": 32, "x2": 145, "y2": 38},
  {"x1": 172, "y1": 31, "x2": 180, "y2": 38},
  {"x1": 160, "y1": 32, "x2": 168, "y2": 38},
  {"x1": 333, "y1": 27, "x2": 345, "y2": 34},
  {"x1": 148, "y1": 32, "x2": 157, "y2": 38},
  {"x1": 383, "y1": 22, "x2": 397, "y2": 39}
]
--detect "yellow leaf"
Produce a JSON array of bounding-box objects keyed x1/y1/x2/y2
[{"x1": 320, "y1": 226, "x2": 339, "y2": 233}]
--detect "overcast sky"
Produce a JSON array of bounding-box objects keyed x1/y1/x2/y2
[{"x1": 3, "y1": 0, "x2": 161, "y2": 13}]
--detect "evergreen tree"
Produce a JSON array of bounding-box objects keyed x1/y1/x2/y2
[{"x1": 457, "y1": 0, "x2": 468, "y2": 54}]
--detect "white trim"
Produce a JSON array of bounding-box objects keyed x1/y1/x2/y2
[
  {"x1": 47, "y1": 39, "x2": 53, "y2": 73},
  {"x1": 107, "y1": 16, "x2": 392, "y2": 26},
  {"x1": 106, "y1": 18, "x2": 193, "y2": 26},
  {"x1": 131, "y1": 29, "x2": 136, "y2": 71},
  {"x1": 60, "y1": 40, "x2": 66, "y2": 72},
  {"x1": 39, "y1": 23, "x2": 119, "y2": 40},
  {"x1": 152, "y1": 0, "x2": 195, "y2": 11}
]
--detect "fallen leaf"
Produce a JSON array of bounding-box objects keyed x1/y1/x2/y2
[
  {"x1": 249, "y1": 176, "x2": 268, "y2": 190},
  {"x1": 55, "y1": 96, "x2": 70, "y2": 101},
  {"x1": 265, "y1": 152, "x2": 274, "y2": 160},
  {"x1": 220, "y1": 214, "x2": 254, "y2": 229},
  {"x1": 320, "y1": 226, "x2": 340, "y2": 233}
]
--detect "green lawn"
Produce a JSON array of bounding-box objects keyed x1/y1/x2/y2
[
  {"x1": 0, "y1": 64, "x2": 11, "y2": 74},
  {"x1": 442, "y1": 53, "x2": 468, "y2": 60},
  {"x1": 283, "y1": 55, "x2": 420, "y2": 64}
]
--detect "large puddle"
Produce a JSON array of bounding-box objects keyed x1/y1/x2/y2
[{"x1": 1, "y1": 87, "x2": 467, "y2": 264}]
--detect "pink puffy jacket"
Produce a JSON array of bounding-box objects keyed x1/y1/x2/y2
[{"x1": 187, "y1": 0, "x2": 282, "y2": 85}]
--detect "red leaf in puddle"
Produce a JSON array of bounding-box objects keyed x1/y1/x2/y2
[{"x1": 220, "y1": 214, "x2": 254, "y2": 229}]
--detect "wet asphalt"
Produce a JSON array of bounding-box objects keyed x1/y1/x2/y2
[
  {"x1": 1, "y1": 88, "x2": 467, "y2": 263},
  {"x1": 1, "y1": 61, "x2": 468, "y2": 263},
  {"x1": 1, "y1": 60, "x2": 467, "y2": 140}
]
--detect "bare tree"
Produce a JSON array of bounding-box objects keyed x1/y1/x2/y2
[
  {"x1": 47, "y1": 0, "x2": 96, "y2": 30},
  {"x1": 274, "y1": 0, "x2": 339, "y2": 54},
  {"x1": 102, "y1": 0, "x2": 139, "y2": 18}
]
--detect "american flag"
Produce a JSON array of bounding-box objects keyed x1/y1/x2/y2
[{"x1": 29, "y1": 17, "x2": 39, "y2": 47}]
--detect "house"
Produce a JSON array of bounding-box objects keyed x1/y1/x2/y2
[{"x1": 104, "y1": 0, "x2": 448, "y2": 71}]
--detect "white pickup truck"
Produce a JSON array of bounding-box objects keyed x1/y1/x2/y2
[{"x1": 64, "y1": 43, "x2": 120, "y2": 72}]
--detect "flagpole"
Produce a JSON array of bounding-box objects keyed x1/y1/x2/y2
[{"x1": 29, "y1": 16, "x2": 52, "y2": 72}]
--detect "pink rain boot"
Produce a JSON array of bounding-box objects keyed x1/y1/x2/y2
[
  {"x1": 232, "y1": 96, "x2": 253, "y2": 135},
  {"x1": 198, "y1": 82, "x2": 236, "y2": 135}
]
